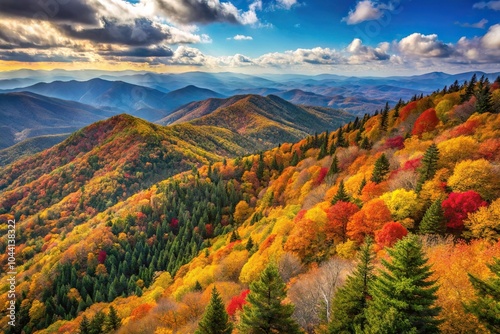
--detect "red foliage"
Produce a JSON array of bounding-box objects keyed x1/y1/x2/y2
[
  {"x1": 399, "y1": 101, "x2": 418, "y2": 121},
  {"x1": 205, "y1": 224, "x2": 214, "y2": 237},
  {"x1": 295, "y1": 209, "x2": 307, "y2": 222},
  {"x1": 402, "y1": 157, "x2": 422, "y2": 171},
  {"x1": 97, "y1": 250, "x2": 107, "y2": 264},
  {"x1": 449, "y1": 119, "x2": 480, "y2": 137},
  {"x1": 375, "y1": 222, "x2": 408, "y2": 249},
  {"x1": 314, "y1": 167, "x2": 329, "y2": 186},
  {"x1": 170, "y1": 218, "x2": 179, "y2": 228},
  {"x1": 412, "y1": 108, "x2": 439, "y2": 136},
  {"x1": 442, "y1": 191, "x2": 488, "y2": 230},
  {"x1": 325, "y1": 201, "x2": 360, "y2": 243},
  {"x1": 227, "y1": 289, "x2": 250, "y2": 317},
  {"x1": 260, "y1": 234, "x2": 277, "y2": 252},
  {"x1": 385, "y1": 136, "x2": 405, "y2": 150},
  {"x1": 131, "y1": 303, "x2": 154, "y2": 319}
]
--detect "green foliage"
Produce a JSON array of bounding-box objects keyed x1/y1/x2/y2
[
  {"x1": 475, "y1": 80, "x2": 493, "y2": 114},
  {"x1": 365, "y1": 235, "x2": 442, "y2": 334},
  {"x1": 465, "y1": 257, "x2": 500, "y2": 333},
  {"x1": 239, "y1": 264, "x2": 302, "y2": 334},
  {"x1": 196, "y1": 287, "x2": 233, "y2": 334},
  {"x1": 104, "y1": 306, "x2": 121, "y2": 332},
  {"x1": 79, "y1": 315, "x2": 90, "y2": 334},
  {"x1": 328, "y1": 155, "x2": 340, "y2": 175},
  {"x1": 329, "y1": 238, "x2": 375, "y2": 334},
  {"x1": 419, "y1": 198, "x2": 445, "y2": 235},
  {"x1": 371, "y1": 154, "x2": 390, "y2": 184},
  {"x1": 416, "y1": 144, "x2": 439, "y2": 193},
  {"x1": 332, "y1": 180, "x2": 350, "y2": 205}
]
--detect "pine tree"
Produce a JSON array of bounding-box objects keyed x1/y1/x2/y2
[
  {"x1": 329, "y1": 238, "x2": 375, "y2": 333},
  {"x1": 380, "y1": 102, "x2": 390, "y2": 131},
  {"x1": 416, "y1": 144, "x2": 439, "y2": 193},
  {"x1": 246, "y1": 236, "x2": 254, "y2": 252},
  {"x1": 371, "y1": 154, "x2": 390, "y2": 184},
  {"x1": 464, "y1": 257, "x2": 500, "y2": 333},
  {"x1": 360, "y1": 137, "x2": 371, "y2": 150},
  {"x1": 332, "y1": 180, "x2": 350, "y2": 204},
  {"x1": 419, "y1": 198, "x2": 445, "y2": 235},
  {"x1": 89, "y1": 311, "x2": 105, "y2": 334},
  {"x1": 461, "y1": 73, "x2": 477, "y2": 103},
  {"x1": 328, "y1": 155, "x2": 339, "y2": 176},
  {"x1": 196, "y1": 287, "x2": 233, "y2": 334},
  {"x1": 103, "y1": 306, "x2": 121, "y2": 332},
  {"x1": 365, "y1": 234, "x2": 442, "y2": 334},
  {"x1": 358, "y1": 177, "x2": 367, "y2": 195},
  {"x1": 79, "y1": 315, "x2": 90, "y2": 334},
  {"x1": 336, "y1": 127, "x2": 347, "y2": 148},
  {"x1": 475, "y1": 79, "x2": 493, "y2": 114},
  {"x1": 239, "y1": 264, "x2": 302, "y2": 334},
  {"x1": 291, "y1": 151, "x2": 299, "y2": 166}
]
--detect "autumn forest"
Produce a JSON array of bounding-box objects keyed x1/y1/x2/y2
[{"x1": 1, "y1": 73, "x2": 500, "y2": 334}]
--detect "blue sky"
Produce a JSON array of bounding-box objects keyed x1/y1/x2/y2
[{"x1": 0, "y1": 0, "x2": 499, "y2": 75}]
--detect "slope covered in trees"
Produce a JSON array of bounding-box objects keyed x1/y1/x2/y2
[{"x1": 1, "y1": 74, "x2": 500, "y2": 333}]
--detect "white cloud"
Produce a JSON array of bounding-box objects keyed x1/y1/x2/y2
[
  {"x1": 398, "y1": 33, "x2": 453, "y2": 58},
  {"x1": 346, "y1": 38, "x2": 390, "y2": 63},
  {"x1": 343, "y1": 0, "x2": 383, "y2": 25},
  {"x1": 482, "y1": 23, "x2": 500, "y2": 48},
  {"x1": 458, "y1": 18, "x2": 489, "y2": 29},
  {"x1": 277, "y1": 0, "x2": 298, "y2": 10},
  {"x1": 473, "y1": 1, "x2": 500, "y2": 10},
  {"x1": 231, "y1": 35, "x2": 253, "y2": 40}
]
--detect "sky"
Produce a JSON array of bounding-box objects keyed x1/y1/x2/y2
[{"x1": 0, "y1": 0, "x2": 499, "y2": 76}]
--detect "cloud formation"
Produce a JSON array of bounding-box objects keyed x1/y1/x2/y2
[
  {"x1": 473, "y1": 1, "x2": 500, "y2": 10},
  {"x1": 458, "y1": 19, "x2": 489, "y2": 29},
  {"x1": 343, "y1": 0, "x2": 386, "y2": 25},
  {"x1": 231, "y1": 35, "x2": 253, "y2": 40},
  {"x1": 398, "y1": 33, "x2": 453, "y2": 58}
]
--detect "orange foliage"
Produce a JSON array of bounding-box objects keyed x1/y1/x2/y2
[
  {"x1": 399, "y1": 101, "x2": 418, "y2": 121},
  {"x1": 374, "y1": 222, "x2": 408, "y2": 250},
  {"x1": 325, "y1": 201, "x2": 360, "y2": 244},
  {"x1": 131, "y1": 302, "x2": 155, "y2": 320},
  {"x1": 347, "y1": 199, "x2": 392, "y2": 243}
]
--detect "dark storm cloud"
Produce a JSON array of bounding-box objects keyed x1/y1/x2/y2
[
  {"x1": 60, "y1": 18, "x2": 170, "y2": 46},
  {"x1": 0, "y1": 50, "x2": 87, "y2": 62},
  {"x1": 155, "y1": 0, "x2": 240, "y2": 25},
  {"x1": 106, "y1": 46, "x2": 174, "y2": 57},
  {"x1": 0, "y1": 0, "x2": 98, "y2": 24}
]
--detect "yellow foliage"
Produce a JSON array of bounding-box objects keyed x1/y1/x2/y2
[
  {"x1": 29, "y1": 300, "x2": 46, "y2": 322},
  {"x1": 435, "y1": 99, "x2": 455, "y2": 122},
  {"x1": 336, "y1": 239, "x2": 358, "y2": 259},
  {"x1": 344, "y1": 172, "x2": 367, "y2": 197},
  {"x1": 419, "y1": 168, "x2": 450, "y2": 203},
  {"x1": 304, "y1": 206, "x2": 328, "y2": 224},
  {"x1": 437, "y1": 136, "x2": 479, "y2": 168},
  {"x1": 448, "y1": 159, "x2": 499, "y2": 200},
  {"x1": 465, "y1": 198, "x2": 500, "y2": 241},
  {"x1": 380, "y1": 189, "x2": 419, "y2": 222}
]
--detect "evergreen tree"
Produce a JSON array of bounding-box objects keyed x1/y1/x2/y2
[
  {"x1": 360, "y1": 137, "x2": 371, "y2": 150},
  {"x1": 380, "y1": 102, "x2": 390, "y2": 131},
  {"x1": 365, "y1": 235, "x2": 442, "y2": 334},
  {"x1": 416, "y1": 144, "x2": 440, "y2": 193},
  {"x1": 332, "y1": 180, "x2": 350, "y2": 204},
  {"x1": 239, "y1": 264, "x2": 302, "y2": 334},
  {"x1": 465, "y1": 257, "x2": 500, "y2": 333},
  {"x1": 371, "y1": 154, "x2": 390, "y2": 184},
  {"x1": 246, "y1": 236, "x2": 254, "y2": 252},
  {"x1": 419, "y1": 198, "x2": 445, "y2": 235},
  {"x1": 329, "y1": 238, "x2": 375, "y2": 334},
  {"x1": 194, "y1": 280, "x2": 203, "y2": 291},
  {"x1": 89, "y1": 311, "x2": 105, "y2": 334},
  {"x1": 475, "y1": 79, "x2": 493, "y2": 114},
  {"x1": 196, "y1": 287, "x2": 233, "y2": 334},
  {"x1": 104, "y1": 306, "x2": 121, "y2": 333},
  {"x1": 460, "y1": 73, "x2": 477, "y2": 103},
  {"x1": 79, "y1": 315, "x2": 90, "y2": 334},
  {"x1": 328, "y1": 155, "x2": 340, "y2": 176},
  {"x1": 336, "y1": 127, "x2": 347, "y2": 148},
  {"x1": 291, "y1": 151, "x2": 299, "y2": 166}
]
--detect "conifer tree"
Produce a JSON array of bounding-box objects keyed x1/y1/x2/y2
[
  {"x1": 416, "y1": 144, "x2": 439, "y2": 193},
  {"x1": 329, "y1": 238, "x2": 375, "y2": 333},
  {"x1": 380, "y1": 102, "x2": 390, "y2": 131},
  {"x1": 328, "y1": 155, "x2": 339, "y2": 176},
  {"x1": 460, "y1": 73, "x2": 477, "y2": 103},
  {"x1": 104, "y1": 306, "x2": 121, "y2": 332},
  {"x1": 291, "y1": 151, "x2": 299, "y2": 166},
  {"x1": 336, "y1": 127, "x2": 347, "y2": 148},
  {"x1": 332, "y1": 180, "x2": 350, "y2": 204},
  {"x1": 239, "y1": 264, "x2": 302, "y2": 334},
  {"x1": 465, "y1": 257, "x2": 500, "y2": 333},
  {"x1": 358, "y1": 177, "x2": 367, "y2": 195},
  {"x1": 79, "y1": 315, "x2": 90, "y2": 334},
  {"x1": 475, "y1": 79, "x2": 493, "y2": 114},
  {"x1": 371, "y1": 154, "x2": 390, "y2": 184},
  {"x1": 365, "y1": 234, "x2": 442, "y2": 334},
  {"x1": 196, "y1": 287, "x2": 233, "y2": 334},
  {"x1": 360, "y1": 137, "x2": 371, "y2": 150},
  {"x1": 246, "y1": 236, "x2": 254, "y2": 252},
  {"x1": 419, "y1": 198, "x2": 445, "y2": 235},
  {"x1": 89, "y1": 311, "x2": 105, "y2": 334}
]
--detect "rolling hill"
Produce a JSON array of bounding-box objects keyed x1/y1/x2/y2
[
  {"x1": 0, "y1": 92, "x2": 114, "y2": 149},
  {"x1": 7, "y1": 79, "x2": 224, "y2": 121}
]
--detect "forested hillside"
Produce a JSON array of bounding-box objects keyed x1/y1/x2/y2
[{"x1": 1, "y1": 74, "x2": 500, "y2": 334}]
